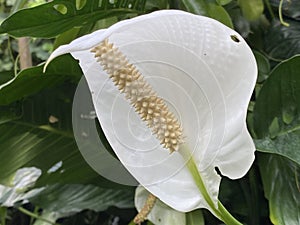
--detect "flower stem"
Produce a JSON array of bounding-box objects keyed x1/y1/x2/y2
[
  {"x1": 17, "y1": 207, "x2": 59, "y2": 225},
  {"x1": 0, "y1": 207, "x2": 6, "y2": 225},
  {"x1": 264, "y1": 0, "x2": 275, "y2": 19},
  {"x1": 278, "y1": 0, "x2": 289, "y2": 27},
  {"x1": 180, "y1": 144, "x2": 243, "y2": 225}
]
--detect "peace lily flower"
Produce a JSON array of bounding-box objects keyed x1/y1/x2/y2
[{"x1": 45, "y1": 10, "x2": 257, "y2": 224}]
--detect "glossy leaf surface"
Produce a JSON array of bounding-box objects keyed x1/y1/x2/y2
[
  {"x1": 0, "y1": 55, "x2": 81, "y2": 105},
  {"x1": 259, "y1": 154, "x2": 300, "y2": 225},
  {"x1": 0, "y1": 0, "x2": 146, "y2": 38},
  {"x1": 254, "y1": 56, "x2": 300, "y2": 166}
]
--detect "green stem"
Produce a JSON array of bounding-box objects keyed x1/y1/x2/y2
[
  {"x1": 264, "y1": 0, "x2": 275, "y2": 19},
  {"x1": 180, "y1": 144, "x2": 243, "y2": 225},
  {"x1": 0, "y1": 207, "x2": 7, "y2": 225},
  {"x1": 278, "y1": 0, "x2": 289, "y2": 27},
  {"x1": 17, "y1": 207, "x2": 59, "y2": 225},
  {"x1": 218, "y1": 202, "x2": 243, "y2": 225}
]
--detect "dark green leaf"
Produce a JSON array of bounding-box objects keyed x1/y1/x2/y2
[
  {"x1": 253, "y1": 51, "x2": 270, "y2": 83},
  {"x1": 181, "y1": 0, "x2": 233, "y2": 28},
  {"x1": 253, "y1": 55, "x2": 300, "y2": 136},
  {"x1": 258, "y1": 154, "x2": 300, "y2": 225},
  {"x1": 145, "y1": 0, "x2": 168, "y2": 11},
  {"x1": 186, "y1": 209, "x2": 204, "y2": 225},
  {"x1": 0, "y1": 83, "x2": 119, "y2": 189},
  {"x1": 255, "y1": 134, "x2": 300, "y2": 166},
  {"x1": 0, "y1": 54, "x2": 82, "y2": 105},
  {"x1": 253, "y1": 56, "x2": 300, "y2": 165},
  {"x1": 0, "y1": 70, "x2": 14, "y2": 86},
  {"x1": 29, "y1": 184, "x2": 134, "y2": 215},
  {"x1": 0, "y1": 0, "x2": 146, "y2": 38},
  {"x1": 52, "y1": 27, "x2": 81, "y2": 49},
  {"x1": 180, "y1": 0, "x2": 209, "y2": 16},
  {"x1": 207, "y1": 3, "x2": 233, "y2": 28},
  {"x1": 265, "y1": 19, "x2": 300, "y2": 61},
  {"x1": 227, "y1": 7, "x2": 251, "y2": 37}
]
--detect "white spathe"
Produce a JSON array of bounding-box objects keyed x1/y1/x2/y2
[{"x1": 46, "y1": 10, "x2": 257, "y2": 213}]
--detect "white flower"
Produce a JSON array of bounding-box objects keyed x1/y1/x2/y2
[{"x1": 45, "y1": 9, "x2": 257, "y2": 217}]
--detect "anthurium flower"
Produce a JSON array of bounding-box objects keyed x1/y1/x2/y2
[{"x1": 45, "y1": 10, "x2": 257, "y2": 223}]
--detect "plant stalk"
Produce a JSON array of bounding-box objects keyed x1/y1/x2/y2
[
  {"x1": 180, "y1": 144, "x2": 243, "y2": 225},
  {"x1": 17, "y1": 207, "x2": 58, "y2": 225},
  {"x1": 278, "y1": 0, "x2": 289, "y2": 27}
]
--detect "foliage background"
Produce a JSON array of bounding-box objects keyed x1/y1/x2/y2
[{"x1": 0, "y1": 0, "x2": 299, "y2": 225}]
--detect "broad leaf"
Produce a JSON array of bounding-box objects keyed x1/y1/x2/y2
[
  {"x1": 207, "y1": 3, "x2": 233, "y2": 28},
  {"x1": 0, "y1": 0, "x2": 146, "y2": 38},
  {"x1": 0, "y1": 71, "x2": 14, "y2": 86},
  {"x1": 264, "y1": 19, "x2": 300, "y2": 60},
  {"x1": 0, "y1": 82, "x2": 119, "y2": 188},
  {"x1": 253, "y1": 55, "x2": 300, "y2": 166},
  {"x1": 0, "y1": 55, "x2": 82, "y2": 105},
  {"x1": 181, "y1": 0, "x2": 233, "y2": 27},
  {"x1": 0, "y1": 167, "x2": 134, "y2": 222},
  {"x1": 258, "y1": 154, "x2": 300, "y2": 225},
  {"x1": 180, "y1": 0, "x2": 209, "y2": 16},
  {"x1": 255, "y1": 134, "x2": 300, "y2": 166},
  {"x1": 29, "y1": 184, "x2": 134, "y2": 215},
  {"x1": 0, "y1": 167, "x2": 42, "y2": 207}
]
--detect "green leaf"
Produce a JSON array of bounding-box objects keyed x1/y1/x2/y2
[
  {"x1": 0, "y1": 167, "x2": 134, "y2": 222},
  {"x1": 0, "y1": 54, "x2": 82, "y2": 105},
  {"x1": 186, "y1": 209, "x2": 204, "y2": 225},
  {"x1": 53, "y1": 27, "x2": 81, "y2": 50},
  {"x1": 29, "y1": 184, "x2": 134, "y2": 215},
  {"x1": 0, "y1": 167, "x2": 43, "y2": 207},
  {"x1": 253, "y1": 51, "x2": 270, "y2": 83},
  {"x1": 207, "y1": 3, "x2": 233, "y2": 28},
  {"x1": 145, "y1": 0, "x2": 169, "y2": 11},
  {"x1": 253, "y1": 55, "x2": 300, "y2": 136},
  {"x1": 181, "y1": 0, "x2": 233, "y2": 28},
  {"x1": 0, "y1": 71, "x2": 14, "y2": 86},
  {"x1": 227, "y1": 6, "x2": 250, "y2": 37},
  {"x1": 258, "y1": 154, "x2": 300, "y2": 225},
  {"x1": 0, "y1": 83, "x2": 118, "y2": 188},
  {"x1": 265, "y1": 19, "x2": 300, "y2": 61},
  {"x1": 180, "y1": 0, "x2": 209, "y2": 16},
  {"x1": 32, "y1": 211, "x2": 57, "y2": 225},
  {"x1": 238, "y1": 0, "x2": 264, "y2": 21},
  {"x1": 255, "y1": 134, "x2": 300, "y2": 166},
  {"x1": 0, "y1": 0, "x2": 146, "y2": 38},
  {"x1": 253, "y1": 55, "x2": 300, "y2": 165}
]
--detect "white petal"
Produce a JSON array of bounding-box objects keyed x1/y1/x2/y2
[
  {"x1": 48, "y1": 10, "x2": 257, "y2": 213},
  {"x1": 135, "y1": 186, "x2": 186, "y2": 225}
]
